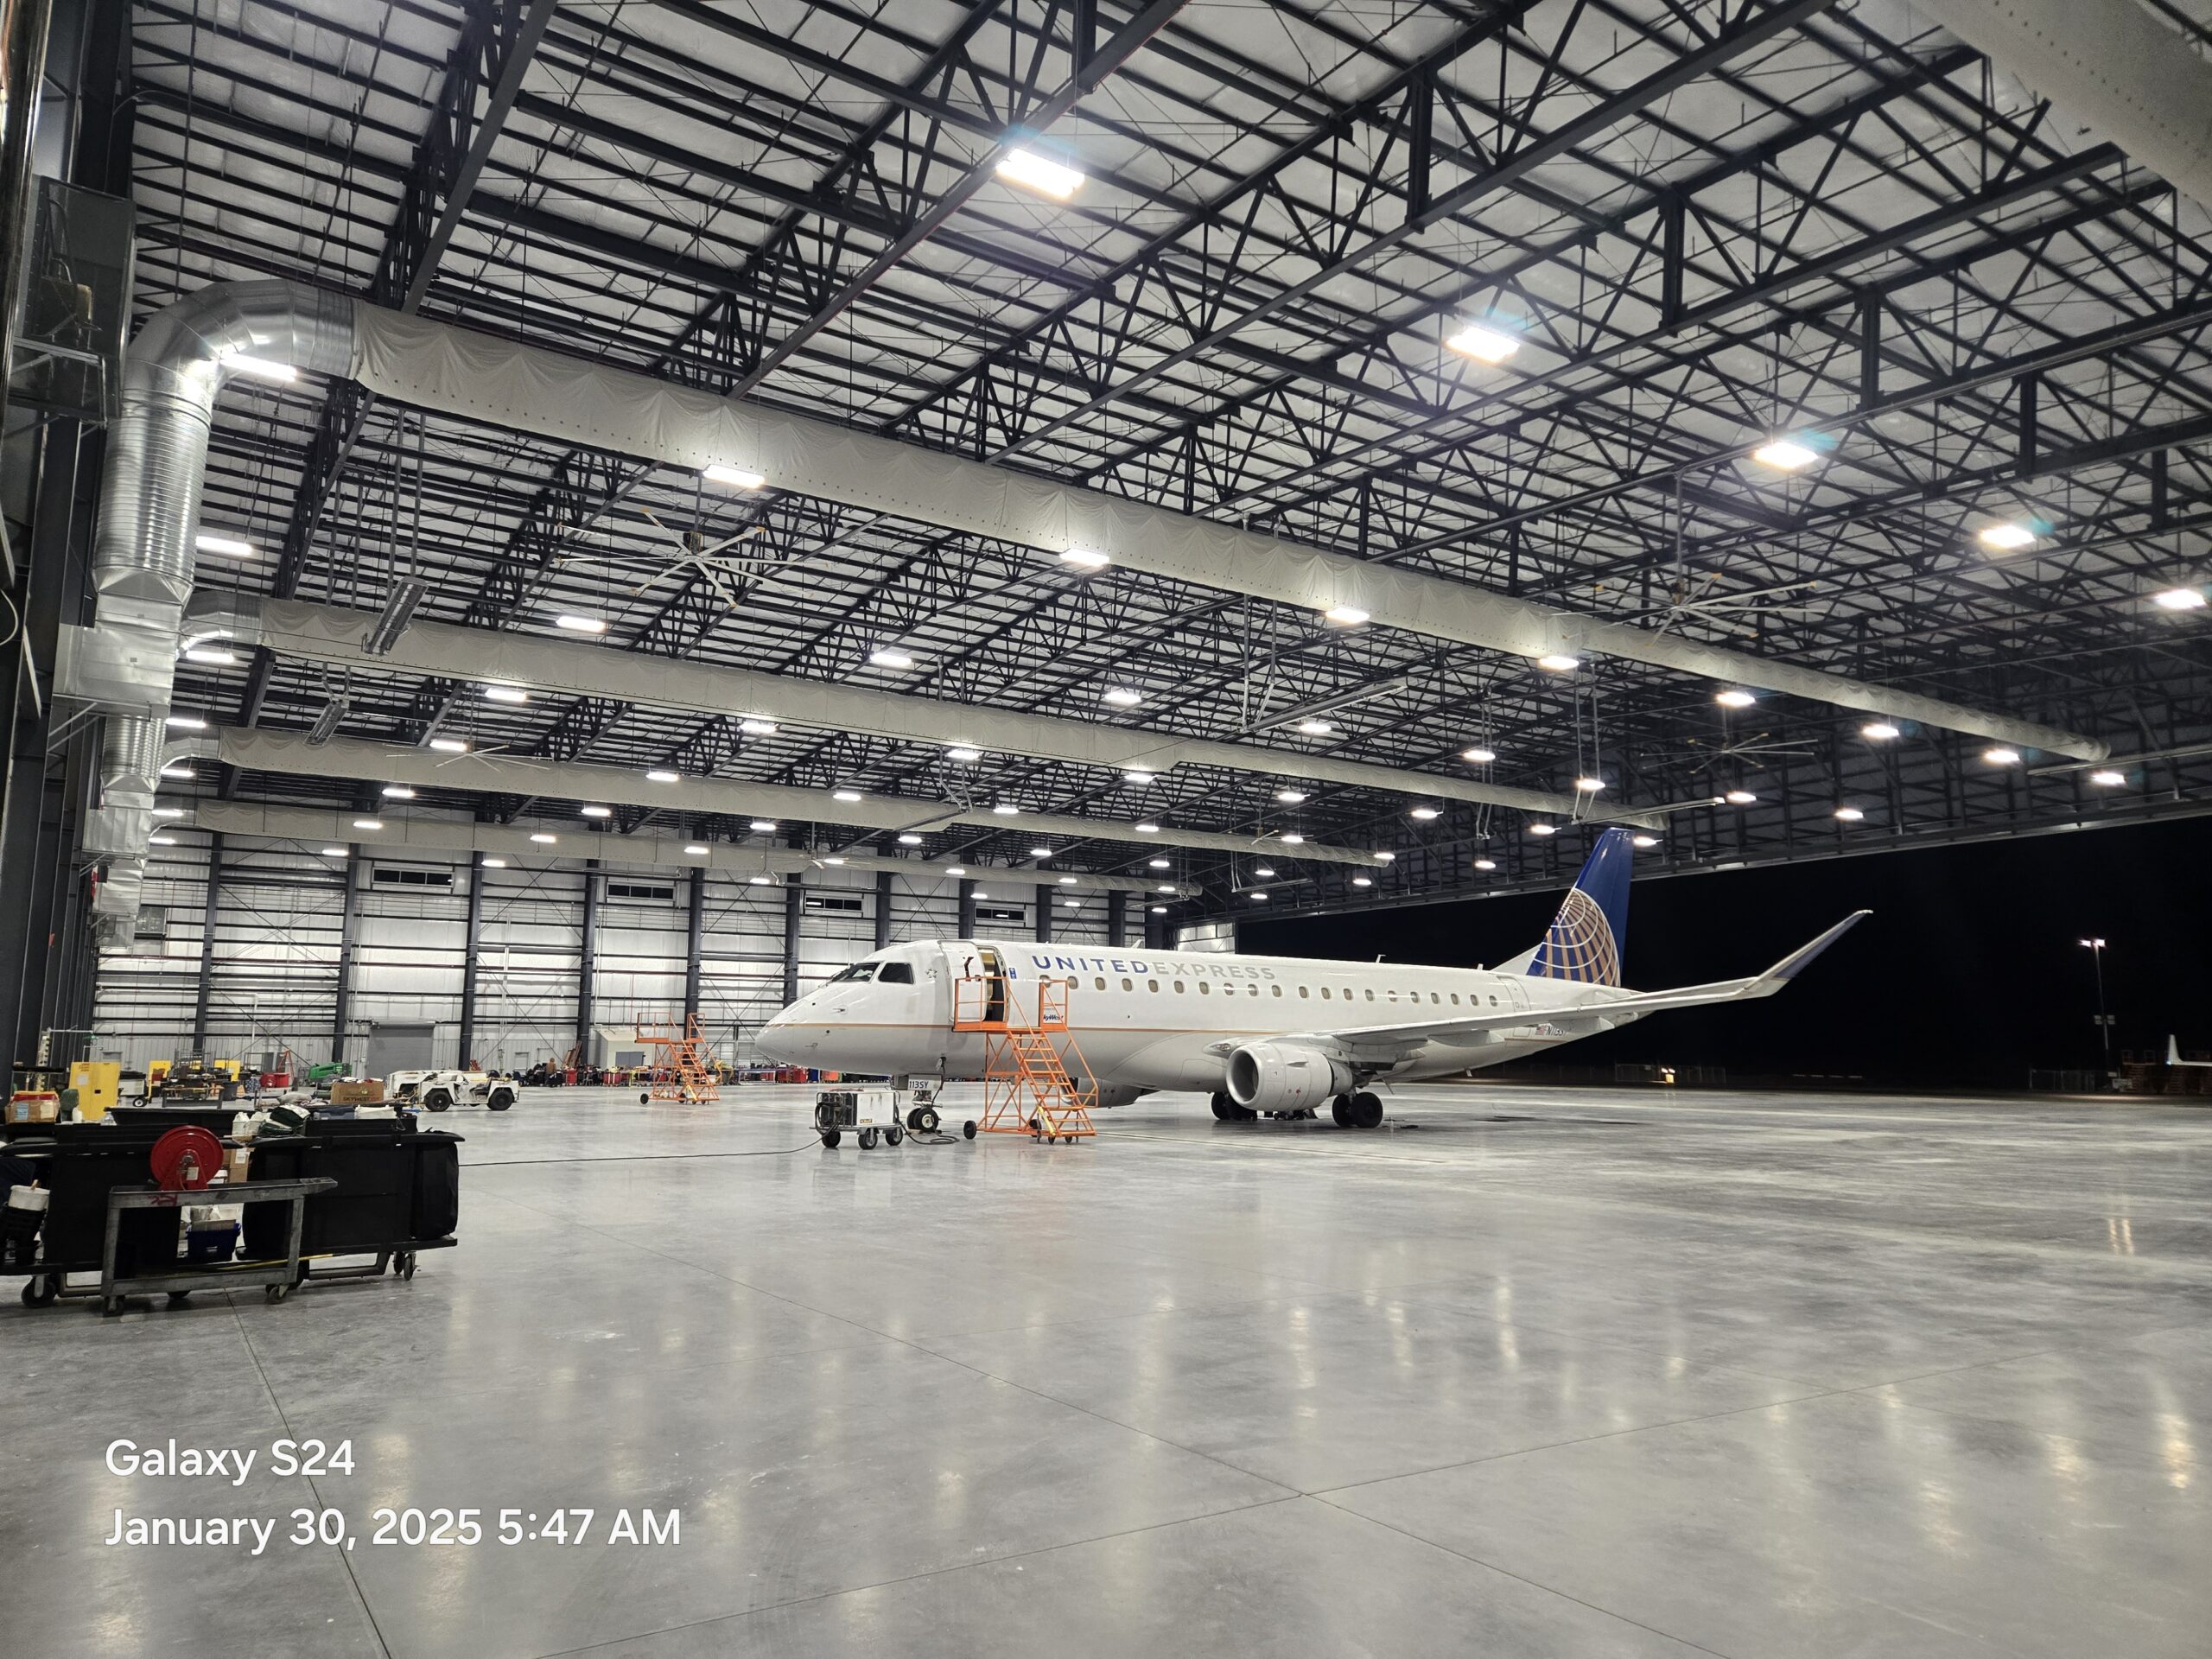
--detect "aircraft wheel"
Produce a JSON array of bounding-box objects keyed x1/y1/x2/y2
[
  {"x1": 1351, "y1": 1091, "x2": 1384, "y2": 1129},
  {"x1": 1210, "y1": 1093, "x2": 1231, "y2": 1122},
  {"x1": 1330, "y1": 1096, "x2": 1351, "y2": 1127}
]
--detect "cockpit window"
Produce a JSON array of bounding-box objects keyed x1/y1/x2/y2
[
  {"x1": 876, "y1": 961, "x2": 915, "y2": 984},
  {"x1": 828, "y1": 963, "x2": 877, "y2": 984}
]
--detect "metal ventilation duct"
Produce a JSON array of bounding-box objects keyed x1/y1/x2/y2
[{"x1": 1918, "y1": 1, "x2": 2212, "y2": 213}]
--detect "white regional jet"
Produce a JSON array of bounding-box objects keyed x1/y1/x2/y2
[{"x1": 756, "y1": 828, "x2": 1867, "y2": 1127}]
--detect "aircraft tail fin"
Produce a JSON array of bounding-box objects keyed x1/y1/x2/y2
[{"x1": 1520, "y1": 826, "x2": 1636, "y2": 987}]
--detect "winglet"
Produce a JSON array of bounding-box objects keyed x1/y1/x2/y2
[
  {"x1": 1752, "y1": 910, "x2": 1870, "y2": 989},
  {"x1": 2171, "y1": 1034, "x2": 2183, "y2": 1066}
]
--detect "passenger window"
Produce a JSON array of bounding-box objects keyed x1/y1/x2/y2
[
  {"x1": 1450, "y1": 993, "x2": 1460, "y2": 1006},
  {"x1": 1431, "y1": 992, "x2": 1440, "y2": 1005},
  {"x1": 1320, "y1": 987, "x2": 1332, "y2": 1000},
  {"x1": 1173, "y1": 981, "x2": 1185, "y2": 995},
  {"x1": 1488, "y1": 995, "x2": 1498, "y2": 1006},
  {"x1": 1387, "y1": 989, "x2": 1398, "y2": 1002},
  {"x1": 1364, "y1": 988, "x2": 1375, "y2": 1001},
  {"x1": 1199, "y1": 982, "x2": 1211, "y2": 995},
  {"x1": 1095, "y1": 976, "x2": 1106, "y2": 991},
  {"x1": 876, "y1": 962, "x2": 914, "y2": 984},
  {"x1": 1147, "y1": 979, "x2": 1159, "y2": 992},
  {"x1": 1299, "y1": 985, "x2": 1310, "y2": 999},
  {"x1": 1121, "y1": 977, "x2": 1133, "y2": 991}
]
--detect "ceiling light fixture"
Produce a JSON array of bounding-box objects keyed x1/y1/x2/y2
[
  {"x1": 685, "y1": 843, "x2": 709, "y2": 855},
  {"x1": 1632, "y1": 834, "x2": 1659, "y2": 849},
  {"x1": 529, "y1": 833, "x2": 556, "y2": 844},
  {"x1": 823, "y1": 857, "x2": 847, "y2": 867},
  {"x1": 1862, "y1": 721, "x2": 1901, "y2": 741},
  {"x1": 833, "y1": 789, "x2": 863, "y2": 803},
  {"x1": 645, "y1": 769, "x2": 680, "y2": 784},
  {"x1": 946, "y1": 747, "x2": 983, "y2": 762},
  {"x1": 2089, "y1": 769, "x2": 2126, "y2": 786},
  {"x1": 554, "y1": 614, "x2": 607, "y2": 634},
  {"x1": 1029, "y1": 846, "x2": 1052, "y2": 859},
  {"x1": 1529, "y1": 823, "x2": 1557, "y2": 836},
  {"x1": 1461, "y1": 746, "x2": 1496, "y2": 764},
  {"x1": 1724, "y1": 789, "x2": 1758, "y2": 804},
  {"x1": 1148, "y1": 858, "x2": 1170, "y2": 870},
  {"x1": 582, "y1": 804, "x2": 612, "y2": 819},
  {"x1": 749, "y1": 874, "x2": 772, "y2": 887},
  {"x1": 1059, "y1": 546, "x2": 1110, "y2": 569},
  {"x1": 381, "y1": 785, "x2": 415, "y2": 799},
  {"x1": 1536, "y1": 652, "x2": 1580, "y2": 672},
  {"x1": 739, "y1": 718, "x2": 777, "y2": 735},
  {"x1": 1446, "y1": 321, "x2": 1519, "y2": 363},
  {"x1": 429, "y1": 737, "x2": 468, "y2": 753},
  {"x1": 702, "y1": 462, "x2": 765, "y2": 490},
  {"x1": 1715, "y1": 689, "x2": 1756, "y2": 709},
  {"x1": 1751, "y1": 438, "x2": 1818, "y2": 470},
  {"x1": 1352, "y1": 874, "x2": 1373, "y2": 887},
  {"x1": 995, "y1": 145, "x2": 1084, "y2": 199},
  {"x1": 1474, "y1": 857, "x2": 1497, "y2": 871},
  {"x1": 1372, "y1": 850, "x2": 1396, "y2": 862},
  {"x1": 1255, "y1": 866, "x2": 1276, "y2": 878},
  {"x1": 1123, "y1": 770, "x2": 1155, "y2": 785},
  {"x1": 1574, "y1": 777, "x2": 1605, "y2": 792},
  {"x1": 1977, "y1": 522, "x2": 2037, "y2": 551},
  {"x1": 1834, "y1": 806, "x2": 1866, "y2": 822},
  {"x1": 1409, "y1": 806, "x2": 1440, "y2": 821},
  {"x1": 868, "y1": 648, "x2": 915, "y2": 669},
  {"x1": 1103, "y1": 688, "x2": 1142, "y2": 707},
  {"x1": 1322, "y1": 605, "x2": 1370, "y2": 626},
  {"x1": 321, "y1": 846, "x2": 346, "y2": 857},
  {"x1": 748, "y1": 819, "x2": 778, "y2": 832},
  {"x1": 1058, "y1": 875, "x2": 1077, "y2": 886},
  {"x1": 364, "y1": 577, "x2": 429, "y2": 656},
  {"x1": 483, "y1": 684, "x2": 529, "y2": 704},
  {"x1": 992, "y1": 802, "x2": 1019, "y2": 816},
  {"x1": 1135, "y1": 821, "x2": 1161, "y2": 833},
  {"x1": 1150, "y1": 905, "x2": 1167, "y2": 914},
  {"x1": 1295, "y1": 719, "x2": 1334, "y2": 736},
  {"x1": 182, "y1": 646, "x2": 236, "y2": 665},
  {"x1": 1280, "y1": 832, "x2": 1305, "y2": 844},
  {"x1": 2153, "y1": 587, "x2": 2206, "y2": 611},
  {"x1": 1983, "y1": 747, "x2": 2022, "y2": 766},
  {"x1": 946, "y1": 866, "x2": 966, "y2": 876},
  {"x1": 352, "y1": 817, "x2": 383, "y2": 830},
  {"x1": 194, "y1": 532, "x2": 257, "y2": 558},
  {"x1": 1275, "y1": 790, "x2": 1307, "y2": 804},
  {"x1": 899, "y1": 833, "x2": 924, "y2": 846}
]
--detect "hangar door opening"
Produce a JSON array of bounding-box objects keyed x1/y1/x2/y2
[{"x1": 365, "y1": 1022, "x2": 435, "y2": 1077}]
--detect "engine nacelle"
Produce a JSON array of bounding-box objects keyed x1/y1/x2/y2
[{"x1": 1225, "y1": 1042, "x2": 1354, "y2": 1113}]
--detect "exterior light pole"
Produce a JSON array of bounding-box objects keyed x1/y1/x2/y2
[{"x1": 2078, "y1": 938, "x2": 2113, "y2": 1079}]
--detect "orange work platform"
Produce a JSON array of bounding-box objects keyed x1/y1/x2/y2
[
  {"x1": 633, "y1": 1012, "x2": 720, "y2": 1104},
  {"x1": 951, "y1": 973, "x2": 1096, "y2": 1144}
]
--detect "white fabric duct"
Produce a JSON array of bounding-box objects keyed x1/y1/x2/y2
[
  {"x1": 348, "y1": 301, "x2": 2106, "y2": 760},
  {"x1": 213, "y1": 728, "x2": 1389, "y2": 867},
  {"x1": 181, "y1": 802, "x2": 1198, "y2": 897},
  {"x1": 194, "y1": 592, "x2": 1651, "y2": 825},
  {"x1": 1918, "y1": 1, "x2": 2212, "y2": 213}
]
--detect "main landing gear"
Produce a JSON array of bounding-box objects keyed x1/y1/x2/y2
[
  {"x1": 1331, "y1": 1091, "x2": 1385, "y2": 1129},
  {"x1": 1210, "y1": 1091, "x2": 1255, "y2": 1122}
]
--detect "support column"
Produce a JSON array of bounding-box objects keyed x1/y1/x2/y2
[
  {"x1": 1146, "y1": 909, "x2": 1169, "y2": 950},
  {"x1": 329, "y1": 850, "x2": 359, "y2": 1062},
  {"x1": 574, "y1": 859, "x2": 599, "y2": 1057},
  {"x1": 683, "y1": 868, "x2": 704, "y2": 1020},
  {"x1": 1035, "y1": 884, "x2": 1053, "y2": 944},
  {"x1": 781, "y1": 876, "x2": 801, "y2": 1006},
  {"x1": 457, "y1": 855, "x2": 486, "y2": 1066},
  {"x1": 957, "y1": 878, "x2": 976, "y2": 938},
  {"x1": 1107, "y1": 889, "x2": 1128, "y2": 948},
  {"x1": 874, "y1": 868, "x2": 893, "y2": 950},
  {"x1": 189, "y1": 833, "x2": 223, "y2": 1051}
]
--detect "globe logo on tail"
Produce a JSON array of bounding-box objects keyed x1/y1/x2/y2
[{"x1": 1532, "y1": 887, "x2": 1621, "y2": 986}]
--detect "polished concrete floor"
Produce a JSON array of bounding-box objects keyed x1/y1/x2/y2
[{"x1": 5, "y1": 1082, "x2": 2210, "y2": 1656}]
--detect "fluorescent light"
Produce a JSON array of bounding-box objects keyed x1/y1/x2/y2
[
  {"x1": 898, "y1": 833, "x2": 924, "y2": 846},
  {"x1": 1060, "y1": 547, "x2": 1110, "y2": 569},
  {"x1": 1249, "y1": 891, "x2": 1269, "y2": 900},
  {"x1": 972, "y1": 889, "x2": 988, "y2": 899},
  {"x1": 159, "y1": 764, "x2": 194, "y2": 779},
  {"x1": 1280, "y1": 833, "x2": 1305, "y2": 844},
  {"x1": 1352, "y1": 876, "x2": 1372, "y2": 888},
  {"x1": 992, "y1": 803, "x2": 1020, "y2": 816},
  {"x1": 684, "y1": 843, "x2": 709, "y2": 855},
  {"x1": 581, "y1": 804, "x2": 613, "y2": 818},
  {"x1": 554, "y1": 614, "x2": 607, "y2": 634},
  {"x1": 748, "y1": 819, "x2": 778, "y2": 832},
  {"x1": 381, "y1": 785, "x2": 415, "y2": 799},
  {"x1": 320, "y1": 847, "x2": 346, "y2": 857},
  {"x1": 1410, "y1": 806, "x2": 1440, "y2": 821},
  {"x1": 352, "y1": 817, "x2": 383, "y2": 830},
  {"x1": 2153, "y1": 588, "x2": 2206, "y2": 611},
  {"x1": 1135, "y1": 820, "x2": 1161, "y2": 833},
  {"x1": 529, "y1": 833, "x2": 556, "y2": 844},
  {"x1": 945, "y1": 866, "x2": 966, "y2": 876},
  {"x1": 1058, "y1": 875, "x2": 1077, "y2": 886},
  {"x1": 1255, "y1": 865, "x2": 1276, "y2": 878},
  {"x1": 1862, "y1": 721, "x2": 1902, "y2": 741},
  {"x1": 995, "y1": 145, "x2": 1084, "y2": 199},
  {"x1": 645, "y1": 769, "x2": 681, "y2": 784},
  {"x1": 1372, "y1": 850, "x2": 1396, "y2": 862},
  {"x1": 947, "y1": 747, "x2": 983, "y2": 762},
  {"x1": 1631, "y1": 835, "x2": 1659, "y2": 849},
  {"x1": 1574, "y1": 777, "x2": 1605, "y2": 792},
  {"x1": 1446, "y1": 322, "x2": 1519, "y2": 363},
  {"x1": 481, "y1": 857, "x2": 507, "y2": 868},
  {"x1": 1148, "y1": 858, "x2": 1170, "y2": 870},
  {"x1": 1063, "y1": 899, "x2": 1082, "y2": 909},
  {"x1": 703, "y1": 463, "x2": 765, "y2": 490},
  {"x1": 429, "y1": 737, "x2": 468, "y2": 753},
  {"x1": 1834, "y1": 806, "x2": 1866, "y2": 821},
  {"x1": 1751, "y1": 439, "x2": 1817, "y2": 470},
  {"x1": 149, "y1": 834, "x2": 178, "y2": 846},
  {"x1": 823, "y1": 857, "x2": 846, "y2": 866},
  {"x1": 1724, "y1": 789, "x2": 1757, "y2": 804},
  {"x1": 2089, "y1": 769, "x2": 2126, "y2": 786},
  {"x1": 1323, "y1": 605, "x2": 1370, "y2": 626},
  {"x1": 1150, "y1": 906, "x2": 1166, "y2": 914},
  {"x1": 194, "y1": 532, "x2": 257, "y2": 558},
  {"x1": 483, "y1": 684, "x2": 529, "y2": 704},
  {"x1": 164, "y1": 714, "x2": 206, "y2": 730},
  {"x1": 1715, "y1": 689, "x2": 1756, "y2": 709},
  {"x1": 1978, "y1": 522, "x2": 2036, "y2": 551},
  {"x1": 1275, "y1": 790, "x2": 1307, "y2": 804},
  {"x1": 1529, "y1": 823, "x2": 1557, "y2": 836},
  {"x1": 740, "y1": 718, "x2": 778, "y2": 735},
  {"x1": 1028, "y1": 846, "x2": 1052, "y2": 859},
  {"x1": 1474, "y1": 858, "x2": 1497, "y2": 871},
  {"x1": 182, "y1": 647, "x2": 235, "y2": 665},
  {"x1": 1295, "y1": 720, "x2": 1334, "y2": 736},
  {"x1": 868, "y1": 648, "x2": 914, "y2": 669},
  {"x1": 220, "y1": 352, "x2": 296, "y2": 382},
  {"x1": 749, "y1": 874, "x2": 772, "y2": 886},
  {"x1": 1155, "y1": 884, "x2": 1175, "y2": 893},
  {"x1": 833, "y1": 789, "x2": 863, "y2": 803},
  {"x1": 1536, "y1": 652, "x2": 1579, "y2": 672},
  {"x1": 1983, "y1": 747, "x2": 2021, "y2": 766},
  {"x1": 1103, "y1": 688, "x2": 1142, "y2": 707},
  {"x1": 1123, "y1": 770, "x2": 1155, "y2": 785},
  {"x1": 1461, "y1": 747, "x2": 1496, "y2": 764},
  {"x1": 153, "y1": 808, "x2": 184, "y2": 819}
]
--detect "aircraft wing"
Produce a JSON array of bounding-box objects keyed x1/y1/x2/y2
[{"x1": 1289, "y1": 911, "x2": 1870, "y2": 1064}]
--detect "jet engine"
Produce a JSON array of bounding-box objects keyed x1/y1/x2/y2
[{"x1": 1224, "y1": 1042, "x2": 1355, "y2": 1113}]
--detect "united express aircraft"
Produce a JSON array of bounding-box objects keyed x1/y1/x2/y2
[{"x1": 757, "y1": 829, "x2": 1866, "y2": 1127}]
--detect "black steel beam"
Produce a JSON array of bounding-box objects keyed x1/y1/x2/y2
[
  {"x1": 683, "y1": 868, "x2": 704, "y2": 1019},
  {"x1": 189, "y1": 832, "x2": 223, "y2": 1050},
  {"x1": 1108, "y1": 888, "x2": 1128, "y2": 948},
  {"x1": 781, "y1": 877, "x2": 801, "y2": 1007},
  {"x1": 329, "y1": 849, "x2": 359, "y2": 1062},
  {"x1": 575, "y1": 857, "x2": 598, "y2": 1055},
  {"x1": 1036, "y1": 883, "x2": 1054, "y2": 944},
  {"x1": 458, "y1": 855, "x2": 485, "y2": 1065},
  {"x1": 874, "y1": 868, "x2": 893, "y2": 950}
]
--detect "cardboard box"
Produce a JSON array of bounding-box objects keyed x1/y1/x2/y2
[
  {"x1": 327, "y1": 1079, "x2": 385, "y2": 1104},
  {"x1": 5, "y1": 1094, "x2": 60, "y2": 1124}
]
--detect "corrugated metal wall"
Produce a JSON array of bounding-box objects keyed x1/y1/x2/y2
[{"x1": 91, "y1": 835, "x2": 1119, "y2": 1070}]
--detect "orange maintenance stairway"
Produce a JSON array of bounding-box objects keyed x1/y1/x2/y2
[
  {"x1": 951, "y1": 970, "x2": 1096, "y2": 1144},
  {"x1": 633, "y1": 1012, "x2": 720, "y2": 1104}
]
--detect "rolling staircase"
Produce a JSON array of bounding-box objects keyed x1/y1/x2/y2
[
  {"x1": 952, "y1": 972, "x2": 1096, "y2": 1143},
  {"x1": 635, "y1": 1012, "x2": 720, "y2": 1103}
]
